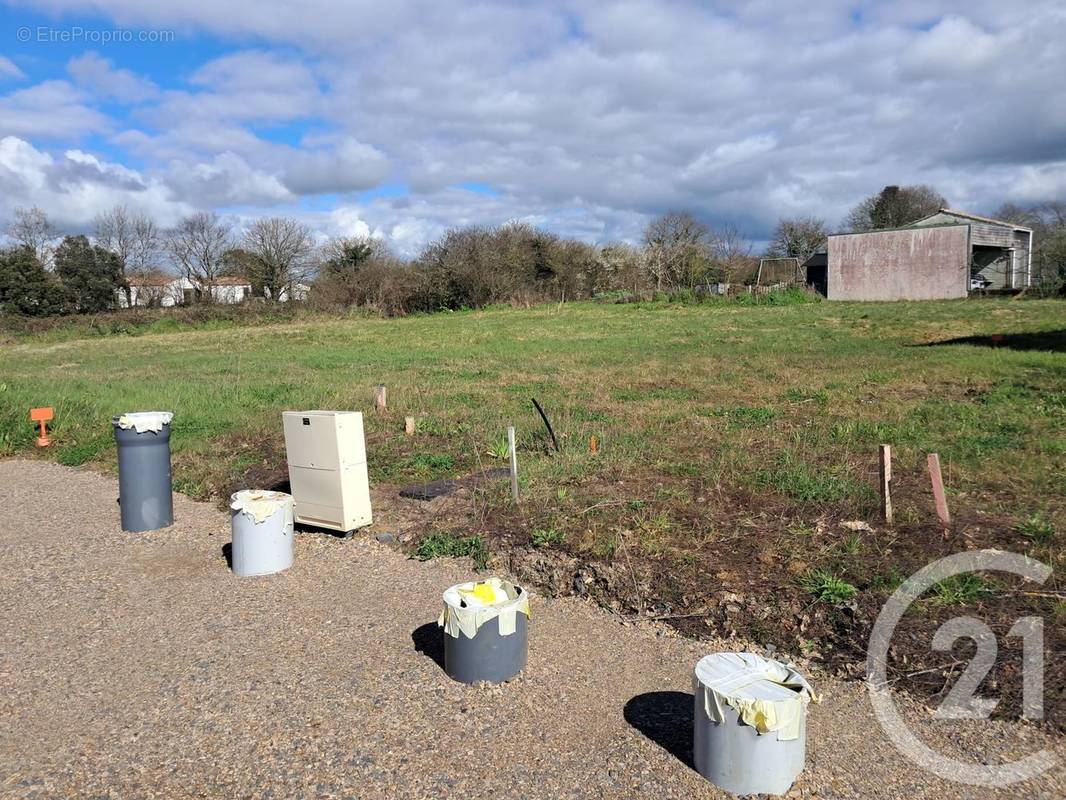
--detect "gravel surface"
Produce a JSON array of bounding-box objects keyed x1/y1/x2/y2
[{"x1": 0, "y1": 459, "x2": 1063, "y2": 799}]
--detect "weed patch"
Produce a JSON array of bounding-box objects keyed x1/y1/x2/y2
[
  {"x1": 531, "y1": 528, "x2": 566, "y2": 548},
  {"x1": 800, "y1": 569, "x2": 858, "y2": 603},
  {"x1": 930, "y1": 573, "x2": 995, "y2": 605},
  {"x1": 414, "y1": 533, "x2": 489, "y2": 570}
]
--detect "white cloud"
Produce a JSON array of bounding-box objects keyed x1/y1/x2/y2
[
  {"x1": 901, "y1": 16, "x2": 1013, "y2": 76},
  {"x1": 67, "y1": 52, "x2": 158, "y2": 103},
  {"x1": 281, "y1": 137, "x2": 390, "y2": 195},
  {"x1": 3, "y1": 1, "x2": 1066, "y2": 249},
  {"x1": 0, "y1": 80, "x2": 110, "y2": 139},
  {"x1": 0, "y1": 135, "x2": 192, "y2": 230},
  {"x1": 166, "y1": 151, "x2": 293, "y2": 207},
  {"x1": 0, "y1": 56, "x2": 26, "y2": 81}
]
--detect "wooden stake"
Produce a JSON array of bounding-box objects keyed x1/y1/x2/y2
[
  {"x1": 507, "y1": 426, "x2": 519, "y2": 504},
  {"x1": 879, "y1": 444, "x2": 893, "y2": 524},
  {"x1": 374, "y1": 384, "x2": 387, "y2": 414},
  {"x1": 404, "y1": 416, "x2": 416, "y2": 436},
  {"x1": 927, "y1": 453, "x2": 951, "y2": 530},
  {"x1": 589, "y1": 435, "x2": 598, "y2": 454}
]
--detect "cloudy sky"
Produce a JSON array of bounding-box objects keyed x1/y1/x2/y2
[{"x1": 2, "y1": 1, "x2": 1065, "y2": 255}]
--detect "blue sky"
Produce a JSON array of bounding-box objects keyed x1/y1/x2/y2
[{"x1": 2, "y1": 0, "x2": 1065, "y2": 255}]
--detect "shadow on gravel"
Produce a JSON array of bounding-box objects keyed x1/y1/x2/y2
[
  {"x1": 221, "y1": 542, "x2": 233, "y2": 569},
  {"x1": 624, "y1": 692, "x2": 695, "y2": 770},
  {"x1": 412, "y1": 622, "x2": 446, "y2": 671}
]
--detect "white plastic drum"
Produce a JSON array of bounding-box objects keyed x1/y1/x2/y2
[{"x1": 229, "y1": 490, "x2": 295, "y2": 577}]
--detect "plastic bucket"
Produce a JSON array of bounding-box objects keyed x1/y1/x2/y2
[
  {"x1": 692, "y1": 652, "x2": 814, "y2": 796},
  {"x1": 112, "y1": 412, "x2": 174, "y2": 532},
  {"x1": 229, "y1": 490, "x2": 295, "y2": 577},
  {"x1": 439, "y1": 578, "x2": 529, "y2": 683}
]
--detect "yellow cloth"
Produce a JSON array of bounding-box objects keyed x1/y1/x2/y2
[
  {"x1": 438, "y1": 577, "x2": 530, "y2": 639},
  {"x1": 460, "y1": 582, "x2": 507, "y2": 605},
  {"x1": 694, "y1": 652, "x2": 818, "y2": 741}
]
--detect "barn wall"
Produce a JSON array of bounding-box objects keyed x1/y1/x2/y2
[
  {"x1": 912, "y1": 212, "x2": 1015, "y2": 247},
  {"x1": 826, "y1": 225, "x2": 970, "y2": 301}
]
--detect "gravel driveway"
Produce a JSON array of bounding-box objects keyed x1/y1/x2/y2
[{"x1": 0, "y1": 460, "x2": 1062, "y2": 799}]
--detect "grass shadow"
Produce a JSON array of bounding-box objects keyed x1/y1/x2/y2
[
  {"x1": 623, "y1": 691, "x2": 695, "y2": 770},
  {"x1": 917, "y1": 329, "x2": 1066, "y2": 353}
]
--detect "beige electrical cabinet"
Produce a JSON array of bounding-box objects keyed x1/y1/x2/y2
[{"x1": 282, "y1": 410, "x2": 372, "y2": 534}]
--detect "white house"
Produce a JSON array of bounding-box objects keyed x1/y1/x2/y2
[
  {"x1": 118, "y1": 274, "x2": 254, "y2": 308},
  {"x1": 270, "y1": 282, "x2": 311, "y2": 302},
  {"x1": 119, "y1": 272, "x2": 182, "y2": 308}
]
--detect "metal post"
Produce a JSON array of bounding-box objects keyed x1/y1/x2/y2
[{"x1": 507, "y1": 426, "x2": 519, "y2": 503}]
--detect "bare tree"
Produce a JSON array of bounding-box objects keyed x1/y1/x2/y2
[
  {"x1": 94, "y1": 206, "x2": 161, "y2": 306},
  {"x1": 7, "y1": 206, "x2": 58, "y2": 265},
  {"x1": 241, "y1": 216, "x2": 316, "y2": 301},
  {"x1": 643, "y1": 211, "x2": 713, "y2": 290},
  {"x1": 845, "y1": 185, "x2": 947, "y2": 231},
  {"x1": 766, "y1": 216, "x2": 828, "y2": 264},
  {"x1": 165, "y1": 211, "x2": 232, "y2": 299},
  {"x1": 994, "y1": 201, "x2": 1066, "y2": 296}
]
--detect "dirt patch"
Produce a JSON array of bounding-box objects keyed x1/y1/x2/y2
[{"x1": 397, "y1": 470, "x2": 1065, "y2": 732}]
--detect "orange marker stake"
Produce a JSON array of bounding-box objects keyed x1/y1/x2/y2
[
  {"x1": 589, "y1": 435, "x2": 598, "y2": 454},
  {"x1": 30, "y1": 407, "x2": 54, "y2": 447}
]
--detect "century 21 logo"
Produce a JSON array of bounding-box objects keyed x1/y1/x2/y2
[{"x1": 866, "y1": 551, "x2": 1055, "y2": 787}]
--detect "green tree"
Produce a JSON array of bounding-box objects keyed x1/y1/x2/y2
[
  {"x1": 845, "y1": 185, "x2": 947, "y2": 231},
  {"x1": 54, "y1": 235, "x2": 123, "y2": 313},
  {"x1": 0, "y1": 246, "x2": 66, "y2": 316}
]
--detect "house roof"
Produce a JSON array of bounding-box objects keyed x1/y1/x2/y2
[
  {"x1": 208, "y1": 276, "x2": 252, "y2": 286},
  {"x1": 127, "y1": 271, "x2": 176, "y2": 287},
  {"x1": 912, "y1": 208, "x2": 1033, "y2": 232}
]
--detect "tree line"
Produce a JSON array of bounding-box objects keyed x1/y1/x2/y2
[{"x1": 2, "y1": 185, "x2": 1064, "y2": 317}]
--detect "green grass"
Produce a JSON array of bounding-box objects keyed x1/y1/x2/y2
[
  {"x1": 1015, "y1": 514, "x2": 1055, "y2": 544},
  {"x1": 930, "y1": 573, "x2": 996, "y2": 605},
  {"x1": 414, "y1": 532, "x2": 489, "y2": 569},
  {"x1": 800, "y1": 569, "x2": 859, "y2": 603},
  {"x1": 1, "y1": 297, "x2": 1063, "y2": 567}
]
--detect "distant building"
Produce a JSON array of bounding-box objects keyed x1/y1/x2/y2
[
  {"x1": 267, "y1": 282, "x2": 311, "y2": 302},
  {"x1": 121, "y1": 271, "x2": 182, "y2": 308},
  {"x1": 811, "y1": 208, "x2": 1033, "y2": 301},
  {"x1": 118, "y1": 274, "x2": 254, "y2": 308}
]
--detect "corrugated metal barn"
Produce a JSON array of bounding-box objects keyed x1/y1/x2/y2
[{"x1": 814, "y1": 209, "x2": 1033, "y2": 301}]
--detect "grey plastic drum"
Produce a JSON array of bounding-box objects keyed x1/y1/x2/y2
[
  {"x1": 444, "y1": 612, "x2": 528, "y2": 684},
  {"x1": 112, "y1": 418, "x2": 173, "y2": 532},
  {"x1": 693, "y1": 694, "x2": 806, "y2": 796}
]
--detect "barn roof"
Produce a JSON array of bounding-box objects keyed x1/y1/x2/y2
[{"x1": 912, "y1": 208, "x2": 1033, "y2": 232}]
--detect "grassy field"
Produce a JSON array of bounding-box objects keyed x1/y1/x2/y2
[{"x1": 2, "y1": 296, "x2": 1064, "y2": 720}]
